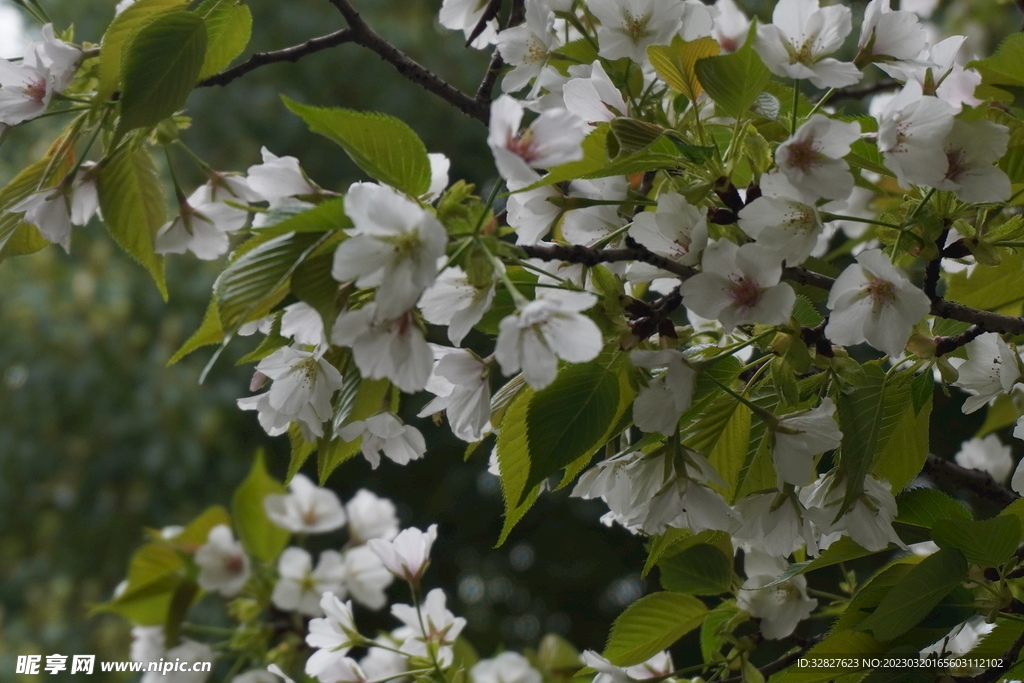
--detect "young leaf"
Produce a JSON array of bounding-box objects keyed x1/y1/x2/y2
[
  {"x1": 646, "y1": 36, "x2": 720, "y2": 103},
  {"x1": 119, "y1": 11, "x2": 208, "y2": 132},
  {"x1": 856, "y1": 547, "x2": 968, "y2": 641},
  {"x1": 97, "y1": 0, "x2": 190, "y2": 100},
  {"x1": 496, "y1": 385, "x2": 535, "y2": 542},
  {"x1": 694, "y1": 32, "x2": 771, "y2": 119},
  {"x1": 658, "y1": 544, "x2": 732, "y2": 595},
  {"x1": 97, "y1": 143, "x2": 168, "y2": 298},
  {"x1": 869, "y1": 392, "x2": 930, "y2": 493},
  {"x1": 602, "y1": 592, "x2": 708, "y2": 666},
  {"x1": 168, "y1": 297, "x2": 225, "y2": 365},
  {"x1": 282, "y1": 97, "x2": 432, "y2": 197},
  {"x1": 968, "y1": 33, "x2": 1024, "y2": 109},
  {"x1": 195, "y1": 0, "x2": 252, "y2": 79},
  {"x1": 92, "y1": 543, "x2": 183, "y2": 625},
  {"x1": 232, "y1": 451, "x2": 289, "y2": 562}
]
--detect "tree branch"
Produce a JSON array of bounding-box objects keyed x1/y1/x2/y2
[
  {"x1": 198, "y1": 29, "x2": 357, "y2": 88},
  {"x1": 813, "y1": 79, "x2": 900, "y2": 103},
  {"x1": 519, "y1": 243, "x2": 698, "y2": 279},
  {"x1": 327, "y1": 0, "x2": 490, "y2": 123},
  {"x1": 962, "y1": 626, "x2": 1024, "y2": 683},
  {"x1": 923, "y1": 454, "x2": 1019, "y2": 508}
]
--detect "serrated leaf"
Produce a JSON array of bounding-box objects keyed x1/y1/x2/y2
[
  {"x1": 215, "y1": 231, "x2": 324, "y2": 332},
  {"x1": 706, "y1": 403, "x2": 751, "y2": 500},
  {"x1": 496, "y1": 385, "x2": 535, "y2": 543},
  {"x1": 168, "y1": 297, "x2": 224, "y2": 364},
  {"x1": 932, "y1": 515, "x2": 1021, "y2": 567},
  {"x1": 287, "y1": 423, "x2": 316, "y2": 483},
  {"x1": 92, "y1": 542, "x2": 183, "y2": 625},
  {"x1": 945, "y1": 251, "x2": 1024, "y2": 312},
  {"x1": 857, "y1": 548, "x2": 968, "y2": 641},
  {"x1": 896, "y1": 488, "x2": 971, "y2": 528},
  {"x1": 647, "y1": 36, "x2": 720, "y2": 103},
  {"x1": 968, "y1": 34, "x2": 1024, "y2": 109},
  {"x1": 195, "y1": 0, "x2": 252, "y2": 79},
  {"x1": 98, "y1": 0, "x2": 190, "y2": 100},
  {"x1": 119, "y1": 11, "x2": 208, "y2": 132},
  {"x1": 0, "y1": 137, "x2": 73, "y2": 258},
  {"x1": 694, "y1": 30, "x2": 770, "y2": 119},
  {"x1": 701, "y1": 600, "x2": 744, "y2": 663},
  {"x1": 291, "y1": 253, "x2": 339, "y2": 332},
  {"x1": 870, "y1": 392, "x2": 930, "y2": 493},
  {"x1": 97, "y1": 143, "x2": 168, "y2": 298},
  {"x1": 232, "y1": 450, "x2": 288, "y2": 562},
  {"x1": 833, "y1": 563, "x2": 915, "y2": 632},
  {"x1": 175, "y1": 505, "x2": 231, "y2": 547},
  {"x1": 770, "y1": 632, "x2": 887, "y2": 683},
  {"x1": 602, "y1": 592, "x2": 707, "y2": 666},
  {"x1": 523, "y1": 358, "x2": 621, "y2": 497},
  {"x1": 792, "y1": 295, "x2": 823, "y2": 326},
  {"x1": 608, "y1": 117, "x2": 664, "y2": 157},
  {"x1": 282, "y1": 97, "x2": 431, "y2": 196},
  {"x1": 659, "y1": 544, "x2": 732, "y2": 595}
]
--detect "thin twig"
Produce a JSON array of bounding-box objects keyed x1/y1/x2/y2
[
  {"x1": 812, "y1": 79, "x2": 900, "y2": 103},
  {"x1": 923, "y1": 454, "x2": 1018, "y2": 508},
  {"x1": 963, "y1": 627, "x2": 1024, "y2": 682},
  {"x1": 327, "y1": 0, "x2": 489, "y2": 123},
  {"x1": 475, "y1": 49, "x2": 505, "y2": 104},
  {"x1": 199, "y1": 29, "x2": 357, "y2": 87}
]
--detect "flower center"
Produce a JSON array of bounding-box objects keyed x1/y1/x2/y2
[
  {"x1": 25, "y1": 77, "x2": 47, "y2": 102},
  {"x1": 622, "y1": 10, "x2": 651, "y2": 42},
  {"x1": 784, "y1": 138, "x2": 820, "y2": 174},
  {"x1": 729, "y1": 275, "x2": 763, "y2": 309},
  {"x1": 524, "y1": 35, "x2": 549, "y2": 64},
  {"x1": 507, "y1": 129, "x2": 538, "y2": 163},
  {"x1": 224, "y1": 554, "x2": 245, "y2": 576},
  {"x1": 944, "y1": 145, "x2": 967, "y2": 182},
  {"x1": 864, "y1": 277, "x2": 895, "y2": 309}
]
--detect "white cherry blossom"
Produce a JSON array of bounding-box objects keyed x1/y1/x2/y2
[
  {"x1": 305, "y1": 593, "x2": 360, "y2": 679},
  {"x1": 506, "y1": 181, "x2": 562, "y2": 245},
  {"x1": 954, "y1": 435, "x2": 1013, "y2": 484},
  {"x1": 368, "y1": 524, "x2": 438, "y2": 583},
  {"x1": 29, "y1": 24, "x2": 81, "y2": 92},
  {"x1": 272, "y1": 548, "x2": 346, "y2": 616},
  {"x1": 246, "y1": 147, "x2": 317, "y2": 205},
  {"x1": 738, "y1": 184, "x2": 825, "y2": 266},
  {"x1": 345, "y1": 489, "x2": 399, "y2": 543},
  {"x1": 391, "y1": 588, "x2": 466, "y2": 666},
  {"x1": 8, "y1": 178, "x2": 98, "y2": 252},
  {"x1": 337, "y1": 412, "x2": 427, "y2": 469},
  {"x1": 581, "y1": 651, "x2": 630, "y2": 683},
  {"x1": 628, "y1": 191, "x2": 708, "y2": 268},
  {"x1": 0, "y1": 55, "x2": 53, "y2": 125},
  {"x1": 155, "y1": 185, "x2": 250, "y2": 260},
  {"x1": 773, "y1": 115, "x2": 860, "y2": 202},
  {"x1": 418, "y1": 346, "x2": 492, "y2": 442},
  {"x1": 680, "y1": 240, "x2": 795, "y2": 330},
  {"x1": 737, "y1": 550, "x2": 817, "y2": 639},
  {"x1": 712, "y1": 0, "x2": 751, "y2": 53},
  {"x1": 877, "y1": 80, "x2": 955, "y2": 189},
  {"x1": 802, "y1": 472, "x2": 905, "y2": 552},
  {"x1": 587, "y1": 0, "x2": 683, "y2": 63},
  {"x1": 754, "y1": 0, "x2": 861, "y2": 88},
  {"x1": 332, "y1": 182, "x2": 447, "y2": 319},
  {"x1": 488, "y1": 95, "x2": 587, "y2": 184},
  {"x1": 471, "y1": 652, "x2": 542, "y2": 683},
  {"x1": 341, "y1": 545, "x2": 394, "y2": 610},
  {"x1": 734, "y1": 493, "x2": 820, "y2": 557},
  {"x1": 857, "y1": 0, "x2": 927, "y2": 63},
  {"x1": 825, "y1": 249, "x2": 931, "y2": 358},
  {"x1": 358, "y1": 638, "x2": 409, "y2": 683},
  {"x1": 562, "y1": 61, "x2": 628, "y2": 124},
  {"x1": 495, "y1": 289, "x2": 603, "y2": 389},
  {"x1": 440, "y1": 0, "x2": 499, "y2": 49},
  {"x1": 950, "y1": 333, "x2": 1021, "y2": 414},
  {"x1": 773, "y1": 398, "x2": 843, "y2": 486},
  {"x1": 194, "y1": 525, "x2": 250, "y2": 597},
  {"x1": 418, "y1": 265, "x2": 496, "y2": 346},
  {"x1": 263, "y1": 473, "x2": 348, "y2": 534},
  {"x1": 331, "y1": 304, "x2": 432, "y2": 393},
  {"x1": 131, "y1": 625, "x2": 165, "y2": 664},
  {"x1": 280, "y1": 301, "x2": 327, "y2": 347},
  {"x1": 497, "y1": 0, "x2": 560, "y2": 94},
  {"x1": 630, "y1": 349, "x2": 696, "y2": 435},
  {"x1": 936, "y1": 118, "x2": 1011, "y2": 203},
  {"x1": 626, "y1": 651, "x2": 674, "y2": 679}
]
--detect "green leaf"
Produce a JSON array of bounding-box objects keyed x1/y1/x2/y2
[
  {"x1": 215, "y1": 231, "x2": 325, "y2": 332},
  {"x1": 833, "y1": 563, "x2": 915, "y2": 631},
  {"x1": 694, "y1": 31, "x2": 771, "y2": 119},
  {"x1": 231, "y1": 451, "x2": 289, "y2": 562},
  {"x1": 602, "y1": 592, "x2": 708, "y2": 667},
  {"x1": 761, "y1": 536, "x2": 893, "y2": 589},
  {"x1": 98, "y1": 0, "x2": 190, "y2": 100},
  {"x1": 932, "y1": 515, "x2": 1021, "y2": 567},
  {"x1": 659, "y1": 544, "x2": 732, "y2": 595},
  {"x1": 163, "y1": 579, "x2": 199, "y2": 648},
  {"x1": 97, "y1": 143, "x2": 168, "y2": 298},
  {"x1": 119, "y1": 11, "x2": 208, "y2": 132},
  {"x1": 896, "y1": 488, "x2": 971, "y2": 529},
  {"x1": 287, "y1": 424, "x2": 316, "y2": 483},
  {"x1": 978, "y1": 393, "x2": 1022, "y2": 437},
  {"x1": 836, "y1": 364, "x2": 912, "y2": 509},
  {"x1": 291, "y1": 253, "x2": 340, "y2": 333},
  {"x1": 0, "y1": 138, "x2": 74, "y2": 258},
  {"x1": 195, "y1": 0, "x2": 252, "y2": 79},
  {"x1": 282, "y1": 97, "x2": 431, "y2": 196},
  {"x1": 93, "y1": 542, "x2": 184, "y2": 625},
  {"x1": 857, "y1": 548, "x2": 968, "y2": 641},
  {"x1": 175, "y1": 505, "x2": 231, "y2": 547},
  {"x1": 771, "y1": 632, "x2": 887, "y2": 683},
  {"x1": 706, "y1": 403, "x2": 752, "y2": 501},
  {"x1": 523, "y1": 358, "x2": 622, "y2": 497},
  {"x1": 968, "y1": 34, "x2": 1024, "y2": 109},
  {"x1": 700, "y1": 600, "x2": 745, "y2": 663},
  {"x1": 869, "y1": 392, "x2": 930, "y2": 493},
  {"x1": 318, "y1": 377, "x2": 391, "y2": 483},
  {"x1": 168, "y1": 297, "x2": 224, "y2": 364},
  {"x1": 647, "y1": 36, "x2": 720, "y2": 103},
  {"x1": 496, "y1": 384, "x2": 535, "y2": 542},
  {"x1": 945, "y1": 251, "x2": 1024, "y2": 313}
]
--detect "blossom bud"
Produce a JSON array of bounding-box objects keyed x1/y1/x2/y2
[{"x1": 906, "y1": 334, "x2": 937, "y2": 359}]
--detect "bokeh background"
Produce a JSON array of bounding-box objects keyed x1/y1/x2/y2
[{"x1": 0, "y1": 0, "x2": 1022, "y2": 680}]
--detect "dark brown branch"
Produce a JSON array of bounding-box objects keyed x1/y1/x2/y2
[
  {"x1": 519, "y1": 243, "x2": 698, "y2": 279},
  {"x1": 327, "y1": 0, "x2": 490, "y2": 123},
  {"x1": 923, "y1": 226, "x2": 950, "y2": 302},
  {"x1": 475, "y1": 49, "x2": 505, "y2": 104},
  {"x1": 198, "y1": 29, "x2": 357, "y2": 87},
  {"x1": 923, "y1": 454, "x2": 1018, "y2": 508},
  {"x1": 813, "y1": 79, "x2": 900, "y2": 103},
  {"x1": 935, "y1": 325, "x2": 985, "y2": 357}
]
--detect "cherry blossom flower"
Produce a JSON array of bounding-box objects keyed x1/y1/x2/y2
[
  {"x1": 825, "y1": 249, "x2": 931, "y2": 358},
  {"x1": 426, "y1": 153, "x2": 450, "y2": 200},
  {"x1": 358, "y1": 638, "x2": 409, "y2": 683},
  {"x1": 856, "y1": 0, "x2": 927, "y2": 64},
  {"x1": 773, "y1": 115, "x2": 860, "y2": 201},
  {"x1": 754, "y1": 0, "x2": 861, "y2": 88},
  {"x1": 8, "y1": 173, "x2": 100, "y2": 252},
  {"x1": 194, "y1": 525, "x2": 250, "y2": 597},
  {"x1": 471, "y1": 652, "x2": 542, "y2": 683},
  {"x1": 737, "y1": 550, "x2": 817, "y2": 639},
  {"x1": 391, "y1": 588, "x2": 466, "y2": 666},
  {"x1": 506, "y1": 181, "x2": 562, "y2": 244},
  {"x1": 734, "y1": 493, "x2": 820, "y2": 557},
  {"x1": 345, "y1": 489, "x2": 399, "y2": 543},
  {"x1": 314, "y1": 657, "x2": 368, "y2": 683},
  {"x1": 562, "y1": 61, "x2": 628, "y2": 124},
  {"x1": 626, "y1": 651, "x2": 675, "y2": 680},
  {"x1": 680, "y1": 240, "x2": 796, "y2": 330},
  {"x1": 155, "y1": 185, "x2": 250, "y2": 260},
  {"x1": 773, "y1": 398, "x2": 843, "y2": 486},
  {"x1": 242, "y1": 345, "x2": 343, "y2": 440},
  {"x1": 418, "y1": 265, "x2": 496, "y2": 346},
  {"x1": 738, "y1": 184, "x2": 825, "y2": 266},
  {"x1": 561, "y1": 177, "x2": 629, "y2": 246},
  {"x1": 628, "y1": 191, "x2": 708, "y2": 268},
  {"x1": 936, "y1": 118, "x2": 1011, "y2": 203},
  {"x1": 880, "y1": 36, "x2": 982, "y2": 112},
  {"x1": 497, "y1": 0, "x2": 560, "y2": 93},
  {"x1": 341, "y1": 545, "x2": 394, "y2": 610},
  {"x1": 272, "y1": 548, "x2": 346, "y2": 616},
  {"x1": 495, "y1": 289, "x2": 604, "y2": 389},
  {"x1": 1012, "y1": 455, "x2": 1024, "y2": 496},
  {"x1": 131, "y1": 626, "x2": 165, "y2": 665},
  {"x1": 581, "y1": 651, "x2": 630, "y2": 683},
  {"x1": 802, "y1": 472, "x2": 905, "y2": 551},
  {"x1": 950, "y1": 333, "x2": 1021, "y2": 414},
  {"x1": 331, "y1": 304, "x2": 432, "y2": 393},
  {"x1": 954, "y1": 435, "x2": 1013, "y2": 484},
  {"x1": 487, "y1": 95, "x2": 587, "y2": 184},
  {"x1": 877, "y1": 80, "x2": 955, "y2": 190},
  {"x1": 630, "y1": 349, "x2": 696, "y2": 435},
  {"x1": 587, "y1": 0, "x2": 684, "y2": 63},
  {"x1": 280, "y1": 301, "x2": 327, "y2": 347},
  {"x1": 332, "y1": 182, "x2": 447, "y2": 320},
  {"x1": 440, "y1": 0, "x2": 499, "y2": 48},
  {"x1": 712, "y1": 0, "x2": 751, "y2": 53},
  {"x1": 418, "y1": 346, "x2": 492, "y2": 442},
  {"x1": 337, "y1": 412, "x2": 427, "y2": 469},
  {"x1": 0, "y1": 56, "x2": 52, "y2": 125},
  {"x1": 305, "y1": 593, "x2": 360, "y2": 679},
  {"x1": 263, "y1": 473, "x2": 348, "y2": 534},
  {"x1": 368, "y1": 524, "x2": 438, "y2": 583},
  {"x1": 246, "y1": 147, "x2": 317, "y2": 205}
]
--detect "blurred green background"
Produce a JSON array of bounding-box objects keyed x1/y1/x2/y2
[{"x1": 0, "y1": 0, "x2": 1022, "y2": 681}]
